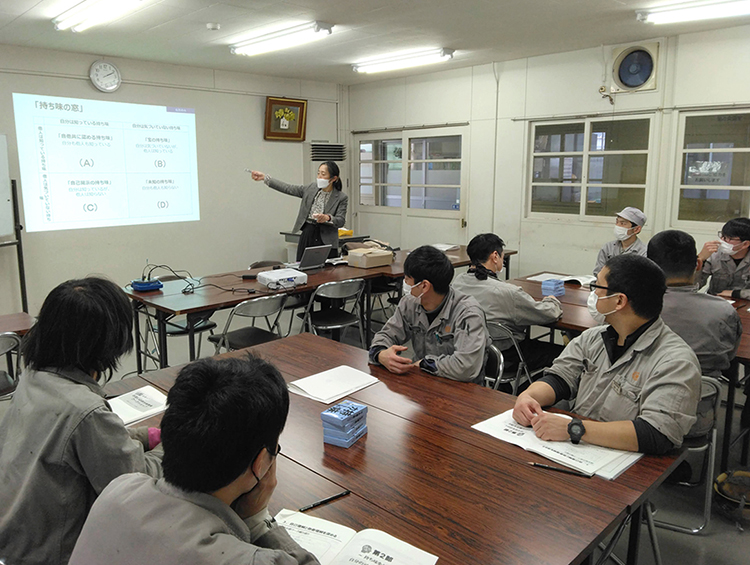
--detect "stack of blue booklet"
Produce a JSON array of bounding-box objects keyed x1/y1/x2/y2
[
  {"x1": 541, "y1": 279, "x2": 565, "y2": 297},
  {"x1": 321, "y1": 400, "x2": 368, "y2": 448}
]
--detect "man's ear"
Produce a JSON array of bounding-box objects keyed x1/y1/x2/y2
[
  {"x1": 421, "y1": 279, "x2": 434, "y2": 294},
  {"x1": 614, "y1": 292, "x2": 629, "y2": 312},
  {"x1": 695, "y1": 257, "x2": 703, "y2": 273},
  {"x1": 632, "y1": 225, "x2": 642, "y2": 236},
  {"x1": 251, "y1": 449, "x2": 272, "y2": 482}
]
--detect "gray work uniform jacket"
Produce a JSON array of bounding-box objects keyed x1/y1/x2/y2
[
  {"x1": 700, "y1": 250, "x2": 750, "y2": 298},
  {"x1": 452, "y1": 271, "x2": 562, "y2": 350},
  {"x1": 265, "y1": 176, "x2": 348, "y2": 248},
  {"x1": 370, "y1": 288, "x2": 490, "y2": 383},
  {"x1": 660, "y1": 285, "x2": 742, "y2": 378},
  {"x1": 593, "y1": 238, "x2": 647, "y2": 276},
  {"x1": 547, "y1": 318, "x2": 701, "y2": 448},
  {"x1": 0, "y1": 368, "x2": 163, "y2": 565},
  {"x1": 69, "y1": 474, "x2": 320, "y2": 565}
]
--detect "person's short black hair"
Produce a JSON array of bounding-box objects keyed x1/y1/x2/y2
[
  {"x1": 161, "y1": 354, "x2": 289, "y2": 493},
  {"x1": 466, "y1": 233, "x2": 505, "y2": 264},
  {"x1": 21, "y1": 277, "x2": 133, "y2": 377},
  {"x1": 403, "y1": 245, "x2": 454, "y2": 294},
  {"x1": 647, "y1": 230, "x2": 697, "y2": 280},
  {"x1": 721, "y1": 217, "x2": 750, "y2": 241},
  {"x1": 320, "y1": 161, "x2": 342, "y2": 191},
  {"x1": 603, "y1": 254, "x2": 666, "y2": 319}
]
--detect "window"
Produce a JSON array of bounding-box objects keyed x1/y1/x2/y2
[
  {"x1": 676, "y1": 112, "x2": 750, "y2": 223},
  {"x1": 529, "y1": 117, "x2": 651, "y2": 218},
  {"x1": 357, "y1": 130, "x2": 464, "y2": 212}
]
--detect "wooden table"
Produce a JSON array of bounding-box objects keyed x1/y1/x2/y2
[
  {"x1": 128, "y1": 333, "x2": 684, "y2": 565},
  {"x1": 123, "y1": 247, "x2": 475, "y2": 370},
  {"x1": 0, "y1": 312, "x2": 34, "y2": 335}
]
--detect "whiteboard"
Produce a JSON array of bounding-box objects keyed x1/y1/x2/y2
[{"x1": 0, "y1": 134, "x2": 12, "y2": 237}]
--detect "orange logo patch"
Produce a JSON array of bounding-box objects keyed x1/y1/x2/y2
[
  {"x1": 444, "y1": 325, "x2": 451, "y2": 333},
  {"x1": 632, "y1": 371, "x2": 640, "y2": 382}
]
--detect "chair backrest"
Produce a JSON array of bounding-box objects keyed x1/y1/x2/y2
[
  {"x1": 249, "y1": 260, "x2": 284, "y2": 269},
  {"x1": 0, "y1": 332, "x2": 21, "y2": 357},
  {"x1": 0, "y1": 332, "x2": 23, "y2": 400},
  {"x1": 233, "y1": 293, "x2": 288, "y2": 319},
  {"x1": 312, "y1": 279, "x2": 365, "y2": 301},
  {"x1": 484, "y1": 343, "x2": 505, "y2": 390},
  {"x1": 686, "y1": 376, "x2": 721, "y2": 439}
]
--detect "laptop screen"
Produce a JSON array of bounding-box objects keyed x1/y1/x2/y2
[{"x1": 298, "y1": 244, "x2": 332, "y2": 270}]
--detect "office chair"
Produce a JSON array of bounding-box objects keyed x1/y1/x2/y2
[
  {"x1": 208, "y1": 294, "x2": 287, "y2": 353},
  {"x1": 653, "y1": 376, "x2": 720, "y2": 535},
  {"x1": 483, "y1": 343, "x2": 505, "y2": 390},
  {"x1": 301, "y1": 279, "x2": 366, "y2": 347},
  {"x1": 368, "y1": 276, "x2": 401, "y2": 327},
  {"x1": 0, "y1": 332, "x2": 22, "y2": 400}
]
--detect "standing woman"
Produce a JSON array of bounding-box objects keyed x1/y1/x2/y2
[
  {"x1": 250, "y1": 161, "x2": 348, "y2": 260},
  {"x1": 0, "y1": 277, "x2": 163, "y2": 565}
]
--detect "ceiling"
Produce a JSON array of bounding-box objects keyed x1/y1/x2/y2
[{"x1": 1, "y1": 0, "x2": 749, "y2": 84}]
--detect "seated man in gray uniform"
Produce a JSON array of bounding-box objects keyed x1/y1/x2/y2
[
  {"x1": 698, "y1": 217, "x2": 750, "y2": 299},
  {"x1": 593, "y1": 206, "x2": 647, "y2": 277},
  {"x1": 513, "y1": 254, "x2": 701, "y2": 454},
  {"x1": 369, "y1": 245, "x2": 490, "y2": 384},
  {"x1": 69, "y1": 355, "x2": 320, "y2": 565},
  {"x1": 453, "y1": 233, "x2": 563, "y2": 380},
  {"x1": 648, "y1": 229, "x2": 742, "y2": 378}
]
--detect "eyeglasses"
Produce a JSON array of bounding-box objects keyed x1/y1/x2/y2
[
  {"x1": 266, "y1": 444, "x2": 281, "y2": 457},
  {"x1": 587, "y1": 282, "x2": 610, "y2": 292},
  {"x1": 718, "y1": 232, "x2": 741, "y2": 243}
]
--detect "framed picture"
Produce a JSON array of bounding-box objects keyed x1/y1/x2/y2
[{"x1": 264, "y1": 97, "x2": 308, "y2": 141}]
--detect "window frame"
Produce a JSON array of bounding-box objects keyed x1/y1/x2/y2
[
  {"x1": 670, "y1": 108, "x2": 750, "y2": 231},
  {"x1": 525, "y1": 114, "x2": 655, "y2": 223},
  {"x1": 354, "y1": 125, "x2": 468, "y2": 220}
]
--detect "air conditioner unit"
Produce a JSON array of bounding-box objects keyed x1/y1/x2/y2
[
  {"x1": 610, "y1": 42, "x2": 659, "y2": 94},
  {"x1": 302, "y1": 142, "x2": 346, "y2": 186}
]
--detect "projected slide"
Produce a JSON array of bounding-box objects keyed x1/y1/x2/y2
[{"x1": 13, "y1": 93, "x2": 200, "y2": 232}]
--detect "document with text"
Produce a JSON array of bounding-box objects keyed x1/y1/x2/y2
[
  {"x1": 276, "y1": 509, "x2": 438, "y2": 565},
  {"x1": 472, "y1": 409, "x2": 642, "y2": 480},
  {"x1": 108, "y1": 385, "x2": 167, "y2": 425}
]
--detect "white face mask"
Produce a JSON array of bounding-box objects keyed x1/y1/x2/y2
[
  {"x1": 587, "y1": 290, "x2": 618, "y2": 325},
  {"x1": 613, "y1": 225, "x2": 633, "y2": 241},
  {"x1": 403, "y1": 280, "x2": 424, "y2": 300},
  {"x1": 720, "y1": 240, "x2": 740, "y2": 256},
  {"x1": 316, "y1": 177, "x2": 330, "y2": 189}
]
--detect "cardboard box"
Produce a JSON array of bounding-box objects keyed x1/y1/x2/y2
[{"x1": 347, "y1": 248, "x2": 393, "y2": 268}]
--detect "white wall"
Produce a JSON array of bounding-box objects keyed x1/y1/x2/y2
[
  {"x1": 347, "y1": 24, "x2": 750, "y2": 278},
  {"x1": 0, "y1": 44, "x2": 341, "y2": 370}
]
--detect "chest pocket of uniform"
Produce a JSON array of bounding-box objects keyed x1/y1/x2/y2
[
  {"x1": 611, "y1": 372, "x2": 643, "y2": 404},
  {"x1": 435, "y1": 331, "x2": 455, "y2": 355}
]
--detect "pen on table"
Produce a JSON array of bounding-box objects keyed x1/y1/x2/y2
[
  {"x1": 298, "y1": 490, "x2": 351, "y2": 512},
  {"x1": 527, "y1": 462, "x2": 593, "y2": 478}
]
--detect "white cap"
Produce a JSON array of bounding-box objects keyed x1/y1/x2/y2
[{"x1": 616, "y1": 207, "x2": 646, "y2": 227}]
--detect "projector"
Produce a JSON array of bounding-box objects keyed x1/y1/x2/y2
[{"x1": 257, "y1": 268, "x2": 308, "y2": 289}]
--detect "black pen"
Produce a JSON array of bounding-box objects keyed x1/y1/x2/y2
[
  {"x1": 528, "y1": 461, "x2": 593, "y2": 478},
  {"x1": 298, "y1": 490, "x2": 351, "y2": 512}
]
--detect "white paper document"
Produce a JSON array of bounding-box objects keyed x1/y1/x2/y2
[
  {"x1": 431, "y1": 243, "x2": 459, "y2": 252},
  {"x1": 276, "y1": 509, "x2": 438, "y2": 565},
  {"x1": 525, "y1": 273, "x2": 596, "y2": 286},
  {"x1": 288, "y1": 365, "x2": 379, "y2": 404},
  {"x1": 472, "y1": 409, "x2": 642, "y2": 480},
  {"x1": 108, "y1": 385, "x2": 167, "y2": 425}
]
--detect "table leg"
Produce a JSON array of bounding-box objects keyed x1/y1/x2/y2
[
  {"x1": 133, "y1": 301, "x2": 143, "y2": 376},
  {"x1": 721, "y1": 358, "x2": 739, "y2": 472},
  {"x1": 626, "y1": 504, "x2": 643, "y2": 565},
  {"x1": 156, "y1": 311, "x2": 169, "y2": 368},
  {"x1": 364, "y1": 279, "x2": 372, "y2": 348},
  {"x1": 5, "y1": 351, "x2": 13, "y2": 381},
  {"x1": 187, "y1": 315, "x2": 196, "y2": 361},
  {"x1": 504, "y1": 255, "x2": 511, "y2": 280}
]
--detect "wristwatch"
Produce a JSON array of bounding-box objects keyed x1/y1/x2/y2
[{"x1": 568, "y1": 418, "x2": 586, "y2": 444}]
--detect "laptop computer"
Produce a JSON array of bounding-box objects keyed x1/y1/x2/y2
[{"x1": 285, "y1": 244, "x2": 333, "y2": 271}]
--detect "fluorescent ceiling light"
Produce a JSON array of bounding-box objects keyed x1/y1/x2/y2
[
  {"x1": 637, "y1": 0, "x2": 750, "y2": 24},
  {"x1": 352, "y1": 48, "x2": 455, "y2": 74},
  {"x1": 231, "y1": 21, "x2": 333, "y2": 57},
  {"x1": 53, "y1": 0, "x2": 144, "y2": 32}
]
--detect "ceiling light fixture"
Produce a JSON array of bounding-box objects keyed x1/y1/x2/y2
[
  {"x1": 352, "y1": 48, "x2": 455, "y2": 74},
  {"x1": 636, "y1": 0, "x2": 750, "y2": 24},
  {"x1": 53, "y1": 0, "x2": 145, "y2": 33},
  {"x1": 230, "y1": 21, "x2": 333, "y2": 57}
]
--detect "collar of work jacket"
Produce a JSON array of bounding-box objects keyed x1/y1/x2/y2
[
  {"x1": 597, "y1": 317, "x2": 665, "y2": 374},
  {"x1": 41, "y1": 366, "x2": 105, "y2": 397}
]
